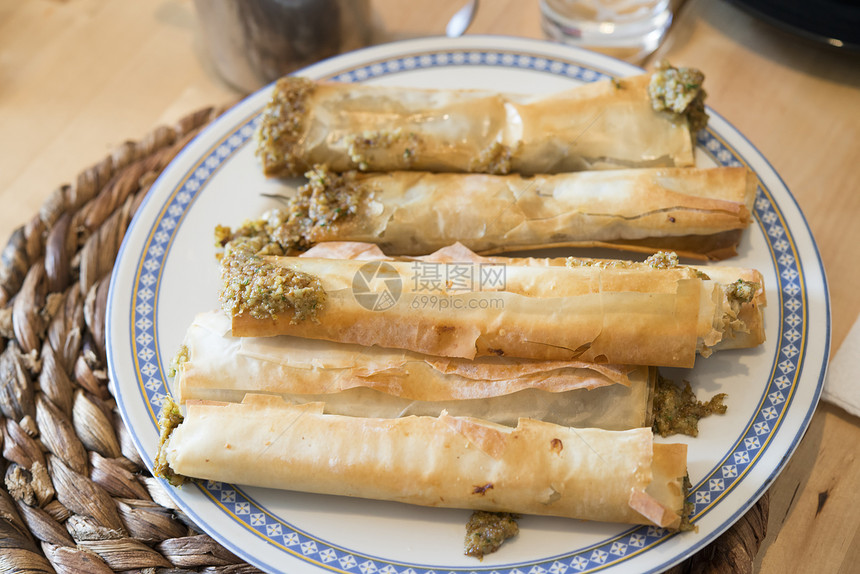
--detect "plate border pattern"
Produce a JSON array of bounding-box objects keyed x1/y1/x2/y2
[{"x1": 123, "y1": 49, "x2": 813, "y2": 574}]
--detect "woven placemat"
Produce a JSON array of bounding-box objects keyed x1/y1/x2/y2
[{"x1": 0, "y1": 106, "x2": 768, "y2": 574}]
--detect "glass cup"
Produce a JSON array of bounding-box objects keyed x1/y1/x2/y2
[{"x1": 540, "y1": 0, "x2": 673, "y2": 63}]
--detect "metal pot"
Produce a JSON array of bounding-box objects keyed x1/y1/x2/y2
[{"x1": 194, "y1": 0, "x2": 372, "y2": 92}]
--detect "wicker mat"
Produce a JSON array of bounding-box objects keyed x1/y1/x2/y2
[{"x1": 0, "y1": 106, "x2": 768, "y2": 574}]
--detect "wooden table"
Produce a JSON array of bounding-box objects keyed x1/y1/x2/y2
[{"x1": 2, "y1": 0, "x2": 858, "y2": 571}]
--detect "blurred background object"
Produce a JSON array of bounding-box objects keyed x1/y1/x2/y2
[
  {"x1": 193, "y1": 0, "x2": 372, "y2": 92},
  {"x1": 727, "y1": 0, "x2": 860, "y2": 51},
  {"x1": 540, "y1": 0, "x2": 673, "y2": 62},
  {"x1": 446, "y1": 0, "x2": 479, "y2": 37}
]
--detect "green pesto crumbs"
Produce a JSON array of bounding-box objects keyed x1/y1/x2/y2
[
  {"x1": 644, "y1": 250, "x2": 680, "y2": 269},
  {"x1": 652, "y1": 372, "x2": 727, "y2": 438},
  {"x1": 565, "y1": 257, "x2": 636, "y2": 270},
  {"x1": 346, "y1": 128, "x2": 421, "y2": 171},
  {"x1": 153, "y1": 396, "x2": 187, "y2": 487},
  {"x1": 218, "y1": 165, "x2": 364, "y2": 254},
  {"x1": 219, "y1": 236, "x2": 325, "y2": 322},
  {"x1": 167, "y1": 345, "x2": 189, "y2": 378},
  {"x1": 565, "y1": 251, "x2": 681, "y2": 270},
  {"x1": 725, "y1": 278, "x2": 759, "y2": 305},
  {"x1": 256, "y1": 76, "x2": 316, "y2": 177},
  {"x1": 464, "y1": 511, "x2": 520, "y2": 559},
  {"x1": 648, "y1": 61, "x2": 709, "y2": 133},
  {"x1": 469, "y1": 141, "x2": 519, "y2": 175}
]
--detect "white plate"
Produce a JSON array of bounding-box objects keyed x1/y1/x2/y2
[{"x1": 106, "y1": 36, "x2": 830, "y2": 574}]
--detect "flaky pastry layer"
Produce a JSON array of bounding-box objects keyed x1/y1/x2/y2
[
  {"x1": 175, "y1": 311, "x2": 655, "y2": 429},
  {"x1": 160, "y1": 394, "x2": 687, "y2": 528},
  {"x1": 255, "y1": 74, "x2": 697, "y2": 177}
]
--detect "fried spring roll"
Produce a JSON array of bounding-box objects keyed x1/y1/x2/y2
[
  {"x1": 221, "y1": 242, "x2": 765, "y2": 368},
  {"x1": 255, "y1": 63, "x2": 706, "y2": 177},
  {"x1": 173, "y1": 311, "x2": 656, "y2": 429},
  {"x1": 155, "y1": 394, "x2": 688, "y2": 528},
  {"x1": 229, "y1": 165, "x2": 755, "y2": 260},
  {"x1": 420, "y1": 243, "x2": 767, "y2": 351}
]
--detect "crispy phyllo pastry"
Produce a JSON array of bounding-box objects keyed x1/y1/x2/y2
[
  {"x1": 222, "y1": 243, "x2": 765, "y2": 368},
  {"x1": 223, "y1": 165, "x2": 755, "y2": 260},
  {"x1": 255, "y1": 64, "x2": 705, "y2": 178},
  {"x1": 156, "y1": 394, "x2": 689, "y2": 529},
  {"x1": 171, "y1": 311, "x2": 656, "y2": 430}
]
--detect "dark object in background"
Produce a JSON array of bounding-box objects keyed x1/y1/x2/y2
[
  {"x1": 194, "y1": 0, "x2": 372, "y2": 93},
  {"x1": 727, "y1": 0, "x2": 860, "y2": 51}
]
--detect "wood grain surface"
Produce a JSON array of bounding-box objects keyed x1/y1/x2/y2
[{"x1": 1, "y1": 0, "x2": 858, "y2": 572}]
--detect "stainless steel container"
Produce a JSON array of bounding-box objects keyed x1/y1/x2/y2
[{"x1": 194, "y1": 0, "x2": 372, "y2": 92}]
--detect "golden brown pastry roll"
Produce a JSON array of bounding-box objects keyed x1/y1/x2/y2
[
  {"x1": 172, "y1": 311, "x2": 656, "y2": 429},
  {"x1": 421, "y1": 243, "x2": 768, "y2": 351},
  {"x1": 255, "y1": 63, "x2": 706, "y2": 177},
  {"x1": 455, "y1": 246, "x2": 768, "y2": 351},
  {"x1": 227, "y1": 165, "x2": 755, "y2": 260},
  {"x1": 315, "y1": 241, "x2": 767, "y2": 343},
  {"x1": 155, "y1": 394, "x2": 688, "y2": 529},
  {"x1": 221, "y1": 242, "x2": 765, "y2": 368}
]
